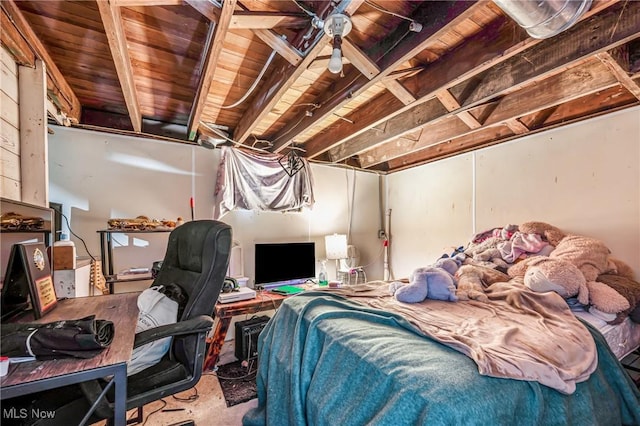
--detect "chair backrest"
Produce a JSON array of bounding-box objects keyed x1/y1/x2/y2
[{"x1": 153, "y1": 220, "x2": 232, "y2": 370}]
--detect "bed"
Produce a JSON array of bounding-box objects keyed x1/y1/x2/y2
[{"x1": 243, "y1": 283, "x2": 640, "y2": 426}]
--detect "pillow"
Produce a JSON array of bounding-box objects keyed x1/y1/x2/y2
[{"x1": 128, "y1": 286, "x2": 179, "y2": 376}]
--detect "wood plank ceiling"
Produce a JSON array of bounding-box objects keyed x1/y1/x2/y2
[{"x1": 2, "y1": 0, "x2": 639, "y2": 174}]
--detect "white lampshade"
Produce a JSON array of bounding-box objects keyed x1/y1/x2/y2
[{"x1": 325, "y1": 234, "x2": 348, "y2": 260}]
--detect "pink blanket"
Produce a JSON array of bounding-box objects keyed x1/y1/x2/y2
[{"x1": 322, "y1": 278, "x2": 597, "y2": 394}]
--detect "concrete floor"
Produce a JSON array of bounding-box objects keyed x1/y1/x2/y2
[{"x1": 108, "y1": 341, "x2": 258, "y2": 426}]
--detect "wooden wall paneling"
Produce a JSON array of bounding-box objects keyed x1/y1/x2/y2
[
  {"x1": 1, "y1": 1, "x2": 81, "y2": 121},
  {"x1": 18, "y1": 59, "x2": 48, "y2": 207},
  {"x1": 1, "y1": 91, "x2": 19, "y2": 130},
  {"x1": 1, "y1": 45, "x2": 20, "y2": 201}
]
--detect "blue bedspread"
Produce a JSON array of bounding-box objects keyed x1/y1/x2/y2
[{"x1": 243, "y1": 292, "x2": 640, "y2": 426}]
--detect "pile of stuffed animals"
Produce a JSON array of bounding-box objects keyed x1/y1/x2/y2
[{"x1": 389, "y1": 221, "x2": 640, "y2": 325}]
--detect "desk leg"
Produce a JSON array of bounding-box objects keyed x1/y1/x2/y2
[
  {"x1": 112, "y1": 364, "x2": 127, "y2": 426},
  {"x1": 204, "y1": 316, "x2": 231, "y2": 371}
]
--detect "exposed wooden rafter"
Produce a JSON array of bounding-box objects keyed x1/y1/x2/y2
[
  {"x1": 186, "y1": 0, "x2": 237, "y2": 140},
  {"x1": 231, "y1": 1, "x2": 369, "y2": 145},
  {"x1": 596, "y1": 51, "x2": 640, "y2": 100},
  {"x1": 359, "y1": 59, "x2": 620, "y2": 168},
  {"x1": 1, "y1": 1, "x2": 81, "y2": 121},
  {"x1": 269, "y1": 1, "x2": 482, "y2": 153},
  {"x1": 341, "y1": 39, "x2": 416, "y2": 105},
  {"x1": 303, "y1": 0, "x2": 620, "y2": 160},
  {"x1": 325, "y1": 1, "x2": 640, "y2": 163},
  {"x1": 253, "y1": 29, "x2": 302, "y2": 66},
  {"x1": 115, "y1": 0, "x2": 184, "y2": 6},
  {"x1": 97, "y1": 0, "x2": 142, "y2": 132},
  {"x1": 230, "y1": 11, "x2": 309, "y2": 29}
]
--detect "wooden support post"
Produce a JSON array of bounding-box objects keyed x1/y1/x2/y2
[{"x1": 19, "y1": 59, "x2": 48, "y2": 207}]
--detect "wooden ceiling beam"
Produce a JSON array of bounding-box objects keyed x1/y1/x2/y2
[
  {"x1": 1, "y1": 1, "x2": 81, "y2": 121},
  {"x1": 436, "y1": 89, "x2": 482, "y2": 129},
  {"x1": 461, "y1": 2, "x2": 640, "y2": 108},
  {"x1": 115, "y1": 0, "x2": 185, "y2": 6},
  {"x1": 253, "y1": 29, "x2": 301, "y2": 66},
  {"x1": 231, "y1": 1, "x2": 368, "y2": 144},
  {"x1": 186, "y1": 0, "x2": 237, "y2": 140},
  {"x1": 97, "y1": 0, "x2": 142, "y2": 133},
  {"x1": 380, "y1": 125, "x2": 515, "y2": 173},
  {"x1": 504, "y1": 119, "x2": 529, "y2": 135},
  {"x1": 185, "y1": 0, "x2": 219, "y2": 24},
  {"x1": 341, "y1": 38, "x2": 416, "y2": 105},
  {"x1": 596, "y1": 51, "x2": 640, "y2": 100},
  {"x1": 325, "y1": 1, "x2": 639, "y2": 163},
  {"x1": 326, "y1": 98, "x2": 447, "y2": 162},
  {"x1": 231, "y1": 11, "x2": 309, "y2": 29},
  {"x1": 359, "y1": 59, "x2": 619, "y2": 168},
  {"x1": 269, "y1": 1, "x2": 481, "y2": 152},
  {"x1": 304, "y1": 0, "x2": 619, "y2": 159},
  {"x1": 1, "y1": 9, "x2": 35, "y2": 66}
]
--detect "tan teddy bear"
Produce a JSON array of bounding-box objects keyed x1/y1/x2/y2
[
  {"x1": 508, "y1": 226, "x2": 629, "y2": 315},
  {"x1": 519, "y1": 221, "x2": 566, "y2": 247},
  {"x1": 455, "y1": 264, "x2": 510, "y2": 302}
]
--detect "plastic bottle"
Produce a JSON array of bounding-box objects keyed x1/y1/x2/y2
[{"x1": 318, "y1": 260, "x2": 328, "y2": 286}]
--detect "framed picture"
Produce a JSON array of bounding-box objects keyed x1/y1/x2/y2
[{"x1": 2, "y1": 242, "x2": 57, "y2": 320}]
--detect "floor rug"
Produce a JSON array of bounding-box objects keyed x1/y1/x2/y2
[{"x1": 216, "y1": 360, "x2": 258, "y2": 407}]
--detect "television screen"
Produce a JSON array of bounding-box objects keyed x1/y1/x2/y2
[{"x1": 254, "y1": 242, "x2": 315, "y2": 287}]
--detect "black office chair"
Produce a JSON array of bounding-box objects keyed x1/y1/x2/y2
[{"x1": 18, "y1": 220, "x2": 232, "y2": 425}]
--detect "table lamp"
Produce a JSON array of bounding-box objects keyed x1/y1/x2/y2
[{"x1": 325, "y1": 234, "x2": 348, "y2": 280}]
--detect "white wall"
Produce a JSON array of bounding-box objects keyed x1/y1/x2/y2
[
  {"x1": 49, "y1": 126, "x2": 218, "y2": 291},
  {"x1": 48, "y1": 127, "x2": 384, "y2": 291},
  {"x1": 222, "y1": 164, "x2": 384, "y2": 286},
  {"x1": 387, "y1": 106, "x2": 640, "y2": 279}
]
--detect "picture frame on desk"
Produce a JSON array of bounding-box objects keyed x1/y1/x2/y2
[{"x1": 2, "y1": 242, "x2": 57, "y2": 320}]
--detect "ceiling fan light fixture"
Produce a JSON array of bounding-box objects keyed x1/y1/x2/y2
[{"x1": 324, "y1": 13, "x2": 352, "y2": 74}]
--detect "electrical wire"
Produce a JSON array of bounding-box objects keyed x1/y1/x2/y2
[
  {"x1": 290, "y1": 0, "x2": 316, "y2": 17},
  {"x1": 172, "y1": 387, "x2": 199, "y2": 402},
  {"x1": 199, "y1": 122, "x2": 272, "y2": 154},
  {"x1": 364, "y1": 0, "x2": 414, "y2": 23},
  {"x1": 214, "y1": 359, "x2": 257, "y2": 380},
  {"x1": 221, "y1": 49, "x2": 278, "y2": 110},
  {"x1": 50, "y1": 205, "x2": 97, "y2": 261},
  {"x1": 140, "y1": 399, "x2": 167, "y2": 426}
]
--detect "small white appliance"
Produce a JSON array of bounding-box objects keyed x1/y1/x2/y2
[{"x1": 218, "y1": 287, "x2": 256, "y2": 304}]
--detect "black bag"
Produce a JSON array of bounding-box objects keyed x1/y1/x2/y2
[{"x1": 0, "y1": 315, "x2": 114, "y2": 360}]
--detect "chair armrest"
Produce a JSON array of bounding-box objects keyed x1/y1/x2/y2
[{"x1": 133, "y1": 315, "x2": 213, "y2": 349}]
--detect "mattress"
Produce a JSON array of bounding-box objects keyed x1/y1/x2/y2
[{"x1": 574, "y1": 311, "x2": 640, "y2": 359}]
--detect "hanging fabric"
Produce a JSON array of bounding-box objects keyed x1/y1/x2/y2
[{"x1": 214, "y1": 146, "x2": 315, "y2": 219}]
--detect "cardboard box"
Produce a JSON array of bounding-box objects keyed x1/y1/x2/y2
[
  {"x1": 53, "y1": 261, "x2": 91, "y2": 298},
  {"x1": 51, "y1": 244, "x2": 76, "y2": 270}
]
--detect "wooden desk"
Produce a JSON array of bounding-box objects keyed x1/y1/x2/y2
[
  {"x1": 0, "y1": 293, "x2": 139, "y2": 426},
  {"x1": 203, "y1": 291, "x2": 288, "y2": 371}
]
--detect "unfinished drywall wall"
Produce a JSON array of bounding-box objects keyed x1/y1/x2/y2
[
  {"x1": 48, "y1": 126, "x2": 217, "y2": 291},
  {"x1": 221, "y1": 164, "x2": 384, "y2": 286},
  {"x1": 48, "y1": 126, "x2": 384, "y2": 292},
  {"x1": 387, "y1": 106, "x2": 640, "y2": 279}
]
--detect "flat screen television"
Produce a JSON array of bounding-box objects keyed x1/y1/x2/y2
[{"x1": 254, "y1": 242, "x2": 315, "y2": 288}]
